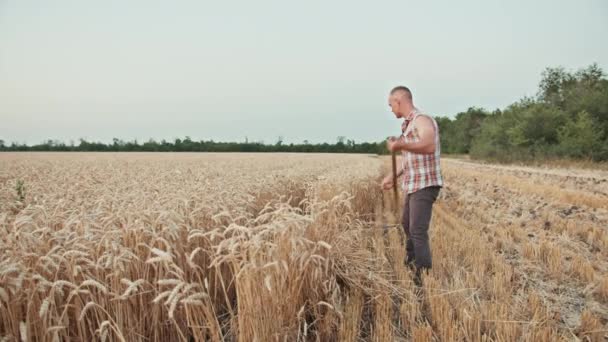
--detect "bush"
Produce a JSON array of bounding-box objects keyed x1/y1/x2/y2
[{"x1": 557, "y1": 110, "x2": 605, "y2": 160}]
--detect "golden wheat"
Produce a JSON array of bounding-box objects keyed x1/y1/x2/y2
[{"x1": 0, "y1": 153, "x2": 606, "y2": 341}]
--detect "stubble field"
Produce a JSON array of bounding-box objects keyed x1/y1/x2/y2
[{"x1": 0, "y1": 153, "x2": 606, "y2": 341}]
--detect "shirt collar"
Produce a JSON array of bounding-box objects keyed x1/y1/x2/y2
[{"x1": 404, "y1": 107, "x2": 419, "y2": 121}]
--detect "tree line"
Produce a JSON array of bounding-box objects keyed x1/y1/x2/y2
[
  {"x1": 2, "y1": 63, "x2": 606, "y2": 162},
  {"x1": 0, "y1": 136, "x2": 387, "y2": 154},
  {"x1": 437, "y1": 63, "x2": 608, "y2": 162}
]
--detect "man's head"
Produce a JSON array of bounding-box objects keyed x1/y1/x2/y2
[{"x1": 388, "y1": 86, "x2": 413, "y2": 118}]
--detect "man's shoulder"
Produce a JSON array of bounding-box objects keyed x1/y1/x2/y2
[{"x1": 413, "y1": 113, "x2": 436, "y2": 126}]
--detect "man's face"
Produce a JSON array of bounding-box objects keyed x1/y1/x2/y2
[{"x1": 388, "y1": 94, "x2": 402, "y2": 118}]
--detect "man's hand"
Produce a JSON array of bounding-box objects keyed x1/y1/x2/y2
[
  {"x1": 381, "y1": 174, "x2": 394, "y2": 190},
  {"x1": 386, "y1": 136, "x2": 402, "y2": 152}
]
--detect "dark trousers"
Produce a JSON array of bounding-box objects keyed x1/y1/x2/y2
[{"x1": 401, "y1": 186, "x2": 441, "y2": 271}]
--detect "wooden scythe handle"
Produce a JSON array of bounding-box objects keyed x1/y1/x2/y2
[{"x1": 391, "y1": 151, "x2": 398, "y2": 209}]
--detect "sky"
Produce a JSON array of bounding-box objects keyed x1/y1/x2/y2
[{"x1": 1, "y1": 0, "x2": 607, "y2": 145}]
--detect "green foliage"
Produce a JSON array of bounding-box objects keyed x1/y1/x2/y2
[
  {"x1": 469, "y1": 111, "x2": 512, "y2": 161},
  {"x1": 438, "y1": 107, "x2": 489, "y2": 154},
  {"x1": 557, "y1": 110, "x2": 606, "y2": 160},
  {"x1": 505, "y1": 101, "x2": 566, "y2": 148},
  {"x1": 442, "y1": 63, "x2": 608, "y2": 162}
]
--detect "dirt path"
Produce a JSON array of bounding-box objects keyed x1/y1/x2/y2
[{"x1": 444, "y1": 158, "x2": 608, "y2": 196}]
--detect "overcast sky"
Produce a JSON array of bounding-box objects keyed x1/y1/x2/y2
[{"x1": 1, "y1": 0, "x2": 607, "y2": 145}]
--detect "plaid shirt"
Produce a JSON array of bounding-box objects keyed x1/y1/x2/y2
[{"x1": 400, "y1": 108, "x2": 444, "y2": 194}]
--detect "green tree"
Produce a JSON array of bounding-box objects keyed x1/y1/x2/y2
[
  {"x1": 539, "y1": 63, "x2": 608, "y2": 140},
  {"x1": 558, "y1": 110, "x2": 605, "y2": 159},
  {"x1": 538, "y1": 66, "x2": 576, "y2": 107},
  {"x1": 448, "y1": 107, "x2": 489, "y2": 153},
  {"x1": 505, "y1": 102, "x2": 565, "y2": 148}
]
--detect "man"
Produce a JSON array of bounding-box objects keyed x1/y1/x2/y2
[{"x1": 381, "y1": 86, "x2": 443, "y2": 285}]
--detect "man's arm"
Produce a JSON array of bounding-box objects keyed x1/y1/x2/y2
[{"x1": 389, "y1": 115, "x2": 436, "y2": 154}]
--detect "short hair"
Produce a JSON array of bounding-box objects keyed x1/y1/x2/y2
[{"x1": 390, "y1": 86, "x2": 413, "y2": 100}]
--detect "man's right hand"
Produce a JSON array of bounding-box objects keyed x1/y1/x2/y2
[{"x1": 381, "y1": 174, "x2": 394, "y2": 190}]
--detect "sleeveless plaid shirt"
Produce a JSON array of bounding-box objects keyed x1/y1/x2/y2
[{"x1": 400, "y1": 108, "x2": 444, "y2": 194}]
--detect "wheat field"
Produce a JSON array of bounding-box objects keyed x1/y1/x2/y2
[{"x1": 0, "y1": 153, "x2": 606, "y2": 341}]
